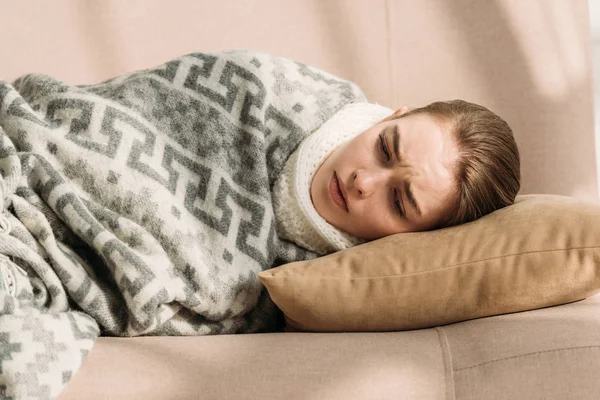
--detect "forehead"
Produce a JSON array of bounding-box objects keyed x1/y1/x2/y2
[
  {"x1": 394, "y1": 114, "x2": 448, "y2": 154},
  {"x1": 389, "y1": 113, "x2": 458, "y2": 217}
]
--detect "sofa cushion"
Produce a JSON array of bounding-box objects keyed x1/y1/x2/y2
[
  {"x1": 445, "y1": 292, "x2": 600, "y2": 400},
  {"x1": 59, "y1": 330, "x2": 447, "y2": 400},
  {"x1": 58, "y1": 293, "x2": 600, "y2": 400},
  {"x1": 259, "y1": 194, "x2": 600, "y2": 332}
]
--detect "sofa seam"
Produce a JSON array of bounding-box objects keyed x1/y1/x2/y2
[
  {"x1": 454, "y1": 345, "x2": 600, "y2": 372},
  {"x1": 436, "y1": 245, "x2": 600, "y2": 271},
  {"x1": 435, "y1": 327, "x2": 456, "y2": 400}
]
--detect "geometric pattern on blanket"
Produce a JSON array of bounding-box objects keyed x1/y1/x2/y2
[{"x1": 0, "y1": 50, "x2": 365, "y2": 399}]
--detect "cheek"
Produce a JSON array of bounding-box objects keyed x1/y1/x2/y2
[
  {"x1": 342, "y1": 137, "x2": 373, "y2": 163},
  {"x1": 357, "y1": 202, "x2": 398, "y2": 236}
]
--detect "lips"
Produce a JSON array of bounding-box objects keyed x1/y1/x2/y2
[{"x1": 329, "y1": 172, "x2": 348, "y2": 212}]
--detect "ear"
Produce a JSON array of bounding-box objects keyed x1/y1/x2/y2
[
  {"x1": 393, "y1": 106, "x2": 410, "y2": 116},
  {"x1": 380, "y1": 106, "x2": 410, "y2": 122}
]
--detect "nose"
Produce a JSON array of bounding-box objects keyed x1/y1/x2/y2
[{"x1": 352, "y1": 169, "x2": 386, "y2": 198}]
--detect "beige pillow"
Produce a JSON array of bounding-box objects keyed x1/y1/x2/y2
[{"x1": 259, "y1": 194, "x2": 600, "y2": 332}]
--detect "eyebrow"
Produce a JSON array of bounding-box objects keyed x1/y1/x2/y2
[
  {"x1": 404, "y1": 180, "x2": 422, "y2": 218},
  {"x1": 392, "y1": 125, "x2": 401, "y2": 163},
  {"x1": 392, "y1": 126, "x2": 422, "y2": 218}
]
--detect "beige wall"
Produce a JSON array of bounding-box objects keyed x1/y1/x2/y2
[{"x1": 1, "y1": 0, "x2": 597, "y2": 202}]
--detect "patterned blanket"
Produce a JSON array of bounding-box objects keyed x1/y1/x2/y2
[{"x1": 0, "y1": 50, "x2": 365, "y2": 399}]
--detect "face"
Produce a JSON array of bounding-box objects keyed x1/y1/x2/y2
[{"x1": 310, "y1": 109, "x2": 459, "y2": 240}]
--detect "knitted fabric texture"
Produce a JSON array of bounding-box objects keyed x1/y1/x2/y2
[{"x1": 272, "y1": 102, "x2": 394, "y2": 254}]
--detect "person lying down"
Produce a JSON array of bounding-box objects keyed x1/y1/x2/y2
[
  {"x1": 277, "y1": 96, "x2": 521, "y2": 254},
  {"x1": 0, "y1": 50, "x2": 519, "y2": 398}
]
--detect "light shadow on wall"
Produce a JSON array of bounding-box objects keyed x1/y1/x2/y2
[
  {"x1": 418, "y1": 0, "x2": 596, "y2": 201},
  {"x1": 75, "y1": 1, "x2": 127, "y2": 83},
  {"x1": 499, "y1": 0, "x2": 587, "y2": 99},
  {"x1": 308, "y1": 0, "x2": 394, "y2": 106}
]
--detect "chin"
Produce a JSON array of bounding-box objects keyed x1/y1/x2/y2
[
  {"x1": 335, "y1": 223, "x2": 363, "y2": 239},
  {"x1": 322, "y1": 212, "x2": 338, "y2": 227},
  {"x1": 322, "y1": 212, "x2": 344, "y2": 230}
]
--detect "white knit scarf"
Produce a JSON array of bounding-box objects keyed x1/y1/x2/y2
[{"x1": 272, "y1": 102, "x2": 394, "y2": 255}]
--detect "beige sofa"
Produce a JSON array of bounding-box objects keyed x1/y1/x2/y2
[
  {"x1": 2, "y1": 1, "x2": 599, "y2": 399},
  {"x1": 60, "y1": 294, "x2": 600, "y2": 400}
]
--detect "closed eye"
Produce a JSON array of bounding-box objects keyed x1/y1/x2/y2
[
  {"x1": 394, "y1": 189, "x2": 405, "y2": 218},
  {"x1": 379, "y1": 133, "x2": 405, "y2": 219},
  {"x1": 379, "y1": 133, "x2": 390, "y2": 161}
]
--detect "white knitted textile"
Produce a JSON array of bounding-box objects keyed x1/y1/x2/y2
[{"x1": 272, "y1": 102, "x2": 394, "y2": 255}]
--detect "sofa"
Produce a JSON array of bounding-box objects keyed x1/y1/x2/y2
[
  {"x1": 2, "y1": 1, "x2": 599, "y2": 399},
  {"x1": 59, "y1": 294, "x2": 600, "y2": 399}
]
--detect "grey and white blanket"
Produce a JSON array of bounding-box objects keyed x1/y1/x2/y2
[{"x1": 0, "y1": 50, "x2": 365, "y2": 399}]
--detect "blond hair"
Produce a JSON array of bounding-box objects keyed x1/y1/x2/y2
[{"x1": 399, "y1": 100, "x2": 521, "y2": 228}]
